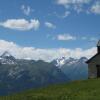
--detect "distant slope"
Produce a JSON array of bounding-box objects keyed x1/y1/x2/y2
[
  {"x1": 1, "y1": 79, "x2": 100, "y2": 100},
  {"x1": 61, "y1": 57, "x2": 88, "y2": 80},
  {"x1": 52, "y1": 57, "x2": 88, "y2": 80}
]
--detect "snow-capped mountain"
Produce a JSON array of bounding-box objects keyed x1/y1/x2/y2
[
  {"x1": 52, "y1": 57, "x2": 87, "y2": 68},
  {"x1": 52, "y1": 57, "x2": 67, "y2": 68},
  {"x1": 0, "y1": 51, "x2": 16, "y2": 65}
]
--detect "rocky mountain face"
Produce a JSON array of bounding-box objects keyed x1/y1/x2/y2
[
  {"x1": 0, "y1": 52, "x2": 69, "y2": 95},
  {"x1": 51, "y1": 57, "x2": 88, "y2": 81}
]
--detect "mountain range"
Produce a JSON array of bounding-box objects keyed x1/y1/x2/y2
[
  {"x1": 0, "y1": 51, "x2": 88, "y2": 95},
  {"x1": 0, "y1": 51, "x2": 69, "y2": 95},
  {"x1": 51, "y1": 57, "x2": 88, "y2": 80}
]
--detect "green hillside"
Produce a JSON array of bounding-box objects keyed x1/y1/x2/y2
[{"x1": 0, "y1": 79, "x2": 100, "y2": 100}]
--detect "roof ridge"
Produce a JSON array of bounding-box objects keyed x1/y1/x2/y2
[{"x1": 97, "y1": 40, "x2": 100, "y2": 46}]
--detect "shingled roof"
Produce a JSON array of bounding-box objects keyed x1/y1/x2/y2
[{"x1": 86, "y1": 53, "x2": 99, "y2": 63}]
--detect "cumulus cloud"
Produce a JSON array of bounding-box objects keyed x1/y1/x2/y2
[
  {"x1": 21, "y1": 5, "x2": 34, "y2": 16},
  {"x1": 91, "y1": 1, "x2": 100, "y2": 14},
  {"x1": 0, "y1": 40, "x2": 96, "y2": 62},
  {"x1": 57, "y1": 34, "x2": 76, "y2": 41},
  {"x1": 0, "y1": 19, "x2": 40, "y2": 31},
  {"x1": 45, "y1": 22, "x2": 56, "y2": 29}
]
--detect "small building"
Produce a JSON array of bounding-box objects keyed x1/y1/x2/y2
[{"x1": 86, "y1": 40, "x2": 100, "y2": 78}]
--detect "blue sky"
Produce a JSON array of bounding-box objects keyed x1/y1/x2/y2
[{"x1": 0, "y1": 0, "x2": 99, "y2": 61}]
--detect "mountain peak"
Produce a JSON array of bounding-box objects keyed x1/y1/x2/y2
[
  {"x1": 51, "y1": 57, "x2": 67, "y2": 68},
  {"x1": 0, "y1": 51, "x2": 16, "y2": 65},
  {"x1": 1, "y1": 51, "x2": 12, "y2": 58}
]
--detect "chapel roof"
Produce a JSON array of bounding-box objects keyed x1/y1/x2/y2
[{"x1": 97, "y1": 40, "x2": 100, "y2": 47}]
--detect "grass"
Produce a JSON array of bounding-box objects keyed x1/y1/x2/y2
[{"x1": 0, "y1": 79, "x2": 100, "y2": 100}]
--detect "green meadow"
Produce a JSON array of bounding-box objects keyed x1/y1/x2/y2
[{"x1": 0, "y1": 79, "x2": 100, "y2": 100}]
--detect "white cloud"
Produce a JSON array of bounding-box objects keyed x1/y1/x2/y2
[
  {"x1": 60, "y1": 11, "x2": 71, "y2": 18},
  {"x1": 91, "y1": 1, "x2": 100, "y2": 14},
  {"x1": 56, "y1": 0, "x2": 91, "y2": 5},
  {"x1": 63, "y1": 11, "x2": 70, "y2": 17},
  {"x1": 0, "y1": 19, "x2": 40, "y2": 31},
  {"x1": 21, "y1": 5, "x2": 34, "y2": 16},
  {"x1": 0, "y1": 40, "x2": 97, "y2": 62},
  {"x1": 45, "y1": 22, "x2": 56, "y2": 29},
  {"x1": 55, "y1": 0, "x2": 93, "y2": 14},
  {"x1": 56, "y1": 0, "x2": 100, "y2": 15},
  {"x1": 54, "y1": 11, "x2": 70, "y2": 19},
  {"x1": 73, "y1": 4, "x2": 83, "y2": 13},
  {"x1": 57, "y1": 34, "x2": 76, "y2": 41}
]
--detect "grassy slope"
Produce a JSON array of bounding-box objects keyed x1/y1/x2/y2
[{"x1": 0, "y1": 79, "x2": 100, "y2": 100}]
